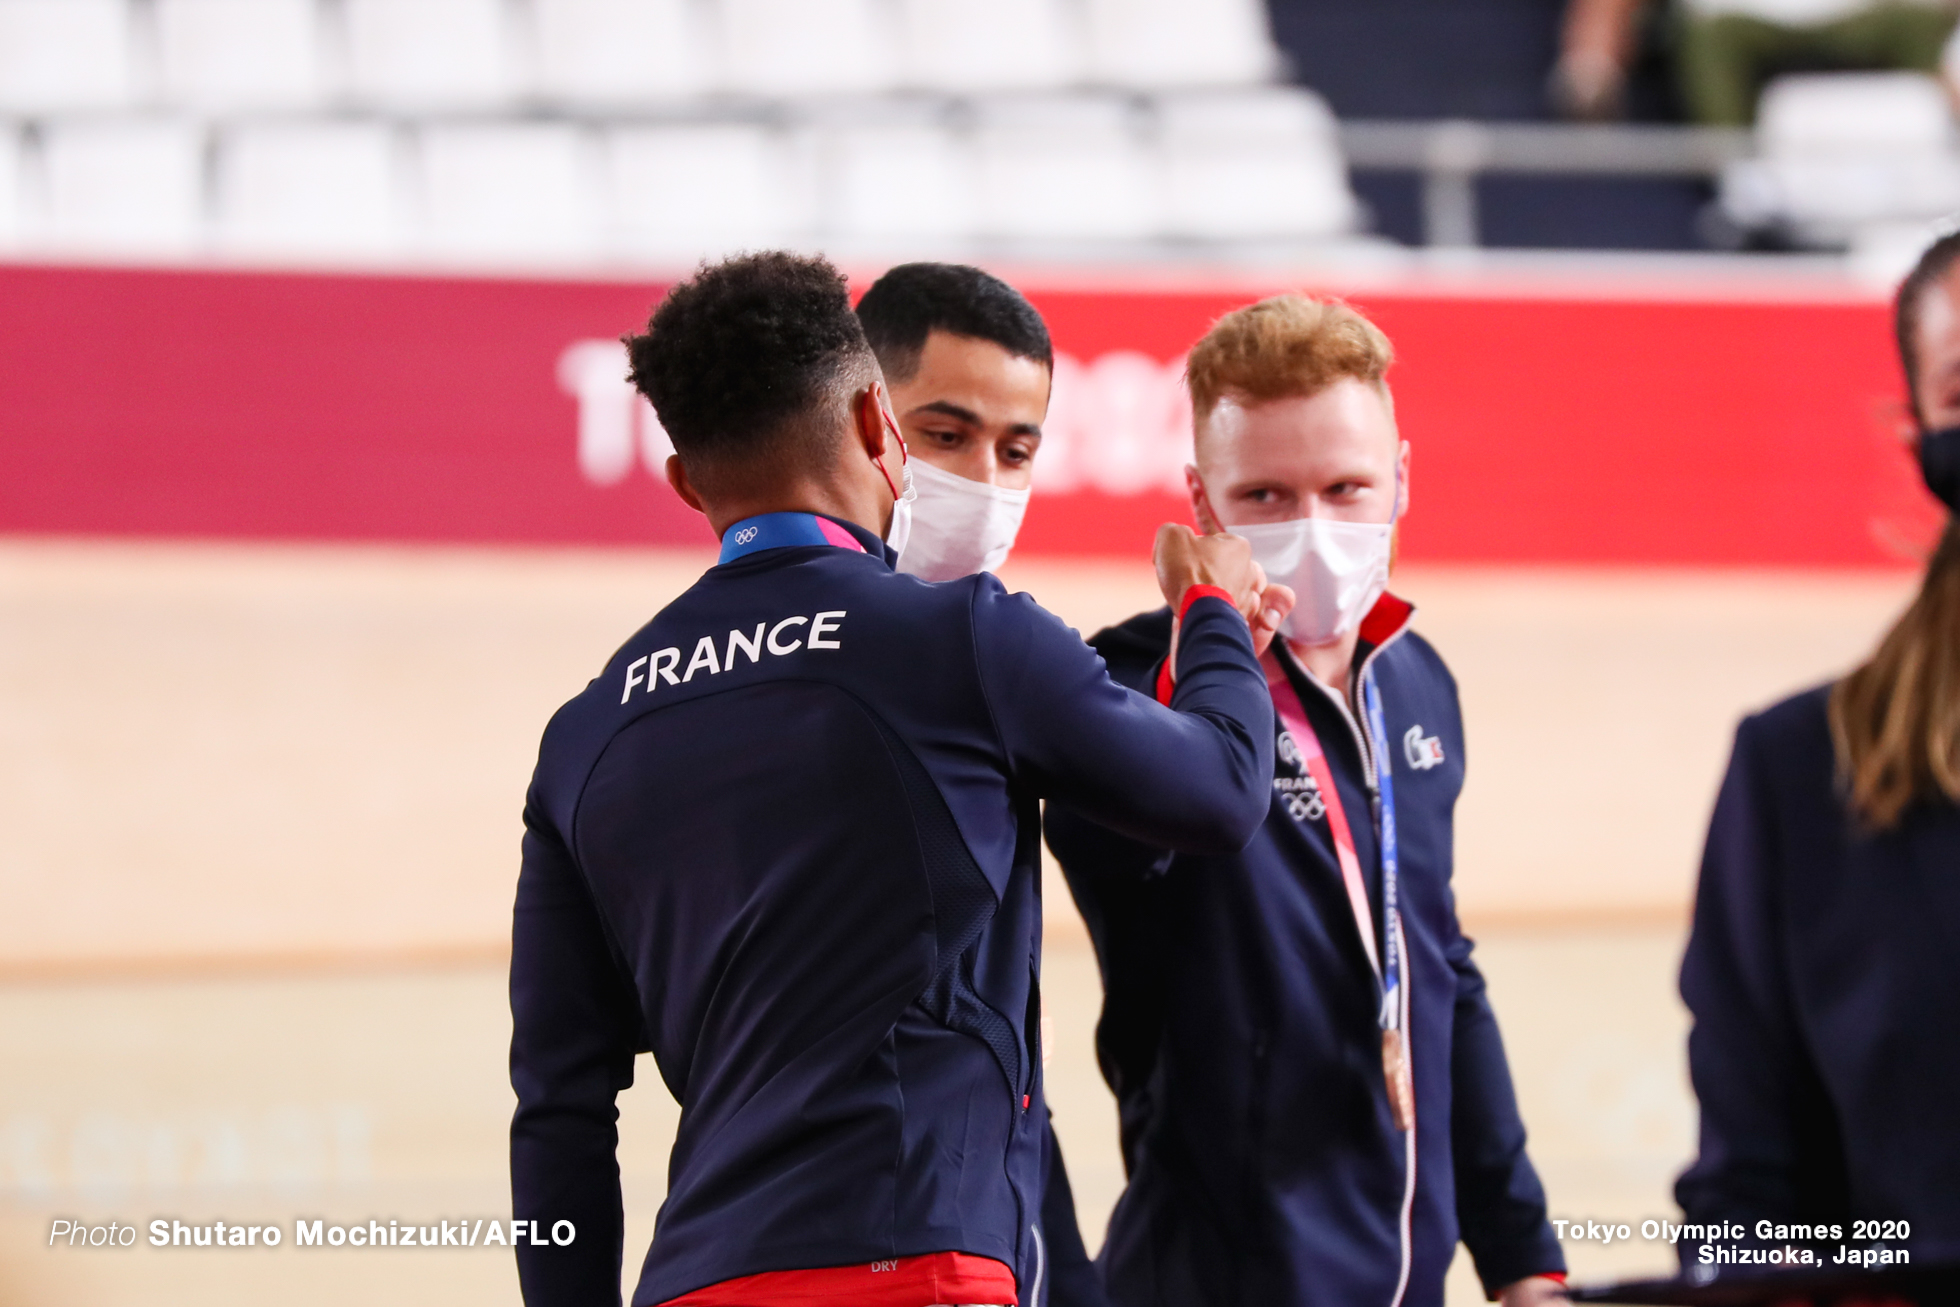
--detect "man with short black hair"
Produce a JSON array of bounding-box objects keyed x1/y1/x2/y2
[
  {"x1": 856, "y1": 263, "x2": 1052, "y2": 582},
  {"x1": 509, "y1": 251, "x2": 1283, "y2": 1307},
  {"x1": 858, "y1": 262, "x2": 1053, "y2": 383},
  {"x1": 858, "y1": 262, "x2": 1110, "y2": 1307}
]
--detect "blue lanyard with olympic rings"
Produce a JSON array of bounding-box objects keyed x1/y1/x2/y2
[{"x1": 1362, "y1": 668, "x2": 1401, "y2": 1032}]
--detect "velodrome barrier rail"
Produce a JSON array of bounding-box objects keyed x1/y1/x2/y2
[
  {"x1": 1339, "y1": 122, "x2": 1753, "y2": 249},
  {"x1": 0, "y1": 260, "x2": 1930, "y2": 566}
]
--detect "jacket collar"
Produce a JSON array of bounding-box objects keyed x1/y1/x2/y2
[
  {"x1": 1354, "y1": 591, "x2": 1415, "y2": 671},
  {"x1": 1274, "y1": 591, "x2": 1415, "y2": 785},
  {"x1": 716, "y1": 511, "x2": 896, "y2": 569}
]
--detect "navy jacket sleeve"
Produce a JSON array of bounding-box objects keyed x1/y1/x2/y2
[
  {"x1": 1673, "y1": 714, "x2": 1848, "y2": 1248},
  {"x1": 1446, "y1": 916, "x2": 1567, "y2": 1296},
  {"x1": 975, "y1": 585, "x2": 1271, "y2": 853},
  {"x1": 510, "y1": 807, "x2": 646, "y2": 1307}
]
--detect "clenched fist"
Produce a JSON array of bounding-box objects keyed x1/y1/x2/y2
[{"x1": 1153, "y1": 523, "x2": 1295, "y2": 656}]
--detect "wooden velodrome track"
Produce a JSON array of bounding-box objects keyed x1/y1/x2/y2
[{"x1": 0, "y1": 538, "x2": 1919, "y2": 1304}]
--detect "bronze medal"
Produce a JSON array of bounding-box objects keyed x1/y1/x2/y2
[{"x1": 1381, "y1": 1028, "x2": 1413, "y2": 1132}]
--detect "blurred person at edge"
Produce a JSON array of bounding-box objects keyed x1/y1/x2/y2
[
  {"x1": 510, "y1": 252, "x2": 1288, "y2": 1307},
  {"x1": 1553, "y1": 0, "x2": 1958, "y2": 123},
  {"x1": 1044, "y1": 297, "x2": 1568, "y2": 1307},
  {"x1": 856, "y1": 263, "x2": 1050, "y2": 583},
  {"x1": 1674, "y1": 233, "x2": 1960, "y2": 1259},
  {"x1": 855, "y1": 261, "x2": 1108, "y2": 1307}
]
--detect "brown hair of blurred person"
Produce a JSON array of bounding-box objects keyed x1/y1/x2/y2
[
  {"x1": 1830, "y1": 233, "x2": 1960, "y2": 829},
  {"x1": 1185, "y1": 295, "x2": 1393, "y2": 435}
]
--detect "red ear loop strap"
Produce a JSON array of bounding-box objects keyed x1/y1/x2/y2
[{"x1": 873, "y1": 408, "x2": 907, "y2": 501}]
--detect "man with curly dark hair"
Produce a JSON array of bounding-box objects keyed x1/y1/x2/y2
[{"x1": 509, "y1": 251, "x2": 1290, "y2": 1307}]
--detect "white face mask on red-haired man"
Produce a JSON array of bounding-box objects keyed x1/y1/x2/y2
[{"x1": 1187, "y1": 377, "x2": 1411, "y2": 695}]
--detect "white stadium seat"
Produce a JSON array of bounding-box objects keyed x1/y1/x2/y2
[
  {"x1": 1082, "y1": 0, "x2": 1277, "y2": 88},
  {"x1": 418, "y1": 123, "x2": 601, "y2": 262},
  {"x1": 1720, "y1": 72, "x2": 1960, "y2": 246},
  {"x1": 41, "y1": 119, "x2": 206, "y2": 255},
  {"x1": 217, "y1": 122, "x2": 403, "y2": 260},
  {"x1": 892, "y1": 0, "x2": 1078, "y2": 93},
  {"x1": 973, "y1": 96, "x2": 1157, "y2": 242},
  {"x1": 0, "y1": 0, "x2": 134, "y2": 113},
  {"x1": 533, "y1": 0, "x2": 706, "y2": 103},
  {"x1": 1758, "y1": 70, "x2": 1953, "y2": 155},
  {"x1": 715, "y1": 0, "x2": 893, "y2": 97},
  {"x1": 816, "y1": 119, "x2": 976, "y2": 245},
  {"x1": 605, "y1": 123, "x2": 799, "y2": 261},
  {"x1": 0, "y1": 0, "x2": 1325, "y2": 262},
  {"x1": 343, "y1": 0, "x2": 516, "y2": 108},
  {"x1": 1157, "y1": 89, "x2": 1358, "y2": 241},
  {"x1": 156, "y1": 0, "x2": 321, "y2": 109}
]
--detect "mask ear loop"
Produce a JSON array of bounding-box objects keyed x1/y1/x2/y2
[{"x1": 872, "y1": 407, "x2": 908, "y2": 502}]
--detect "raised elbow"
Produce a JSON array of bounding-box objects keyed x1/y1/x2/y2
[
  {"x1": 1169, "y1": 722, "x2": 1272, "y2": 852},
  {"x1": 1201, "y1": 791, "x2": 1269, "y2": 852},
  {"x1": 1174, "y1": 768, "x2": 1269, "y2": 853}
]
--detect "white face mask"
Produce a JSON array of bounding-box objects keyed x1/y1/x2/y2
[
  {"x1": 874, "y1": 407, "x2": 917, "y2": 557},
  {"x1": 884, "y1": 457, "x2": 916, "y2": 556},
  {"x1": 895, "y1": 459, "x2": 1031, "y2": 581},
  {"x1": 1231, "y1": 516, "x2": 1393, "y2": 646}
]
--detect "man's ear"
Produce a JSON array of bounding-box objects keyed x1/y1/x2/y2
[
  {"x1": 665, "y1": 454, "x2": 705, "y2": 513},
  {"x1": 1396, "y1": 439, "x2": 1412, "y2": 518},
  {"x1": 1186, "y1": 464, "x2": 1225, "y2": 535},
  {"x1": 852, "y1": 383, "x2": 890, "y2": 461}
]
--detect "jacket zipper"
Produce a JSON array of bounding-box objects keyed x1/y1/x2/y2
[
  {"x1": 1289, "y1": 624, "x2": 1407, "y2": 793},
  {"x1": 1281, "y1": 625, "x2": 1419, "y2": 1307}
]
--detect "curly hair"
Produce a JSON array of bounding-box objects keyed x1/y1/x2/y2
[{"x1": 626, "y1": 252, "x2": 875, "y2": 492}]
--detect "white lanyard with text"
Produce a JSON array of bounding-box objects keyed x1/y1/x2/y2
[{"x1": 1268, "y1": 658, "x2": 1415, "y2": 1132}]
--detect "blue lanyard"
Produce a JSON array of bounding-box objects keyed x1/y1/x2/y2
[
  {"x1": 1361, "y1": 669, "x2": 1402, "y2": 1032},
  {"x1": 717, "y1": 512, "x2": 867, "y2": 565}
]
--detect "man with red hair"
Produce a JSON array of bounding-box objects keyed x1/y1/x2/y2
[{"x1": 1047, "y1": 295, "x2": 1566, "y2": 1307}]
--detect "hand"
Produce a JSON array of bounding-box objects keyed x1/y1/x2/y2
[
  {"x1": 1247, "y1": 581, "x2": 1294, "y2": 657},
  {"x1": 1154, "y1": 524, "x2": 1295, "y2": 659},
  {"x1": 1154, "y1": 523, "x2": 1261, "y2": 614},
  {"x1": 1549, "y1": 47, "x2": 1625, "y2": 119},
  {"x1": 1498, "y1": 1275, "x2": 1569, "y2": 1307},
  {"x1": 1183, "y1": 495, "x2": 1294, "y2": 655},
  {"x1": 1550, "y1": 0, "x2": 1640, "y2": 119}
]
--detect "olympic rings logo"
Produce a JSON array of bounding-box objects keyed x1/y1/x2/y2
[{"x1": 732, "y1": 526, "x2": 759, "y2": 545}]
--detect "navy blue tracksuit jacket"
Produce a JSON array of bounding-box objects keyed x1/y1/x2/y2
[
  {"x1": 510, "y1": 513, "x2": 1272, "y2": 1307},
  {"x1": 1044, "y1": 601, "x2": 1564, "y2": 1307},
  {"x1": 1677, "y1": 684, "x2": 1960, "y2": 1262}
]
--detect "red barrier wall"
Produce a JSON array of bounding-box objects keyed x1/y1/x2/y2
[{"x1": 0, "y1": 262, "x2": 1932, "y2": 565}]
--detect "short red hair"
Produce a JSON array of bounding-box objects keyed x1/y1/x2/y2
[{"x1": 1186, "y1": 295, "x2": 1394, "y2": 438}]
